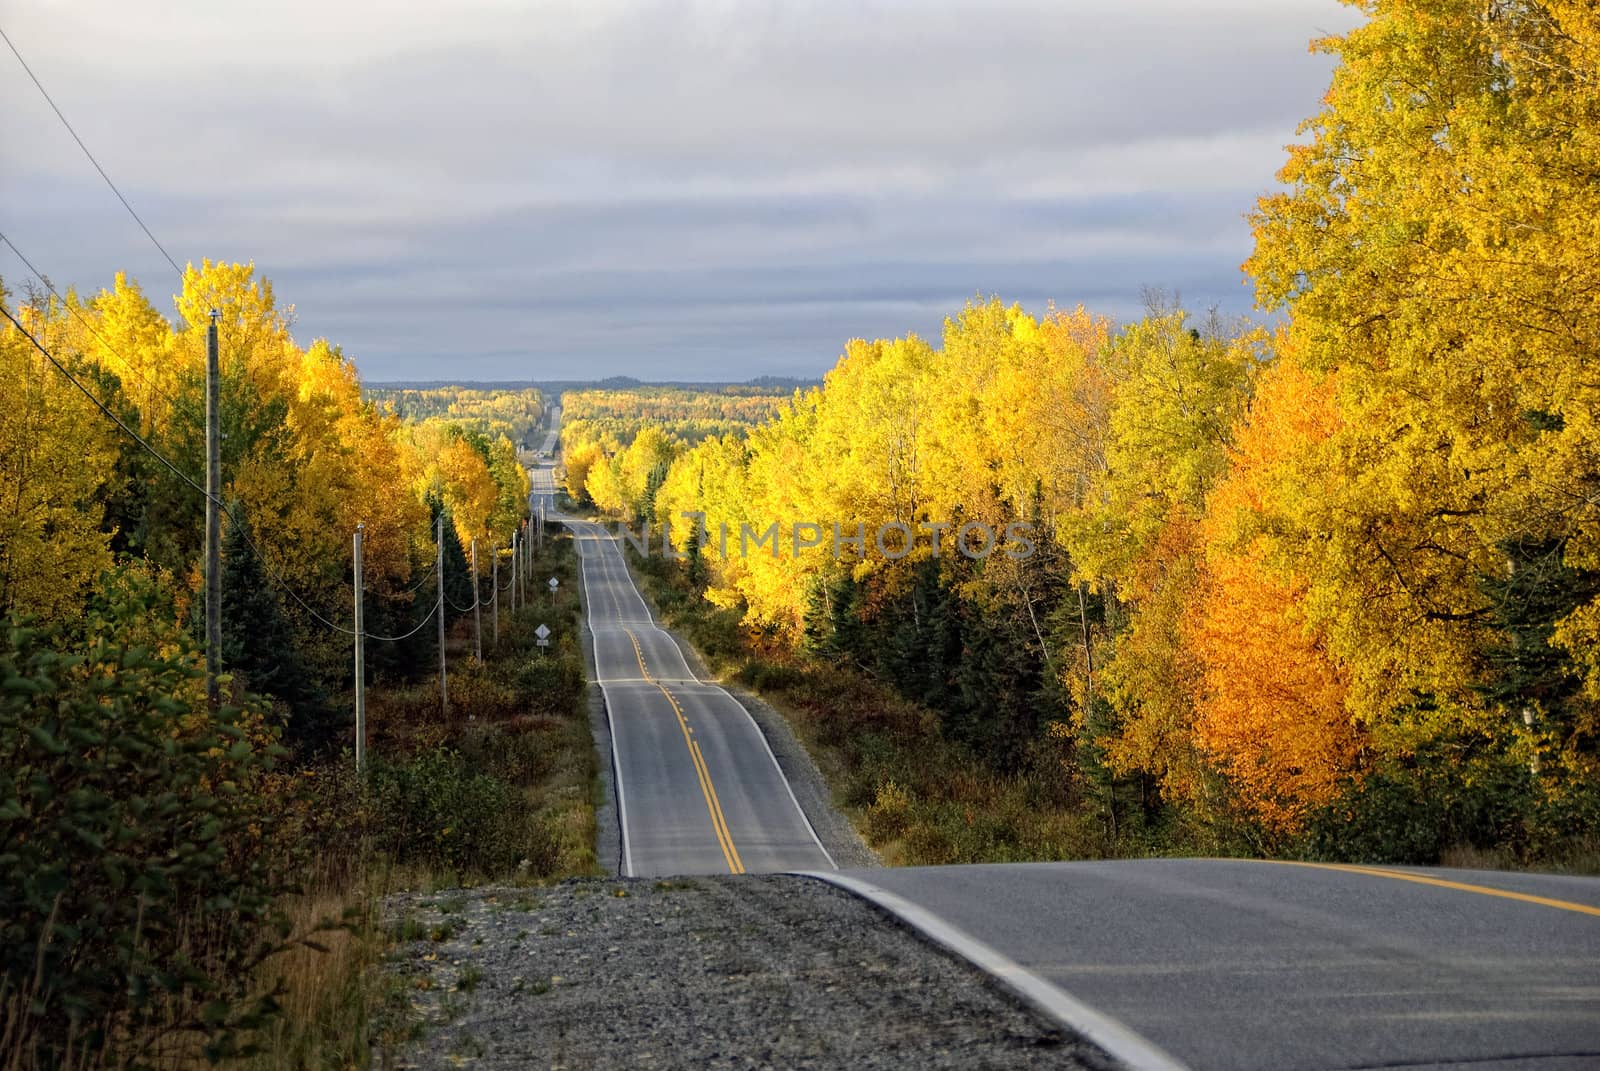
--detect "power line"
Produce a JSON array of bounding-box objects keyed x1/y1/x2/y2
[
  {"x1": 2, "y1": 301, "x2": 209, "y2": 500},
  {"x1": 445, "y1": 586, "x2": 481, "y2": 615},
  {"x1": 395, "y1": 560, "x2": 439, "y2": 597},
  {"x1": 0, "y1": 25, "x2": 184, "y2": 278},
  {"x1": 0, "y1": 34, "x2": 467, "y2": 648},
  {"x1": 364, "y1": 595, "x2": 441, "y2": 643},
  {"x1": 0, "y1": 230, "x2": 183, "y2": 413},
  {"x1": 1, "y1": 301, "x2": 435, "y2": 644}
]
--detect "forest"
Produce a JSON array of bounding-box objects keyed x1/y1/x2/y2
[
  {"x1": 364, "y1": 385, "x2": 546, "y2": 450},
  {"x1": 559, "y1": 386, "x2": 791, "y2": 518},
  {"x1": 584, "y1": 3, "x2": 1600, "y2": 864}
]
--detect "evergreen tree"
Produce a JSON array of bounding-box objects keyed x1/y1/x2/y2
[
  {"x1": 220, "y1": 508, "x2": 333, "y2": 751},
  {"x1": 1480, "y1": 535, "x2": 1600, "y2": 761}
]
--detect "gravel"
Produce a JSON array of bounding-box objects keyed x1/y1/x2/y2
[{"x1": 382, "y1": 875, "x2": 1118, "y2": 1070}]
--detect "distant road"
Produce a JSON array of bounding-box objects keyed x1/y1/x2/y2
[
  {"x1": 536, "y1": 405, "x2": 561, "y2": 457},
  {"x1": 527, "y1": 435, "x2": 833, "y2": 876},
  {"x1": 807, "y1": 859, "x2": 1600, "y2": 1071}
]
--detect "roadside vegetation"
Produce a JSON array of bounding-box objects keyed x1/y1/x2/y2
[
  {"x1": 1, "y1": 525, "x2": 592, "y2": 1068},
  {"x1": 0, "y1": 259, "x2": 595, "y2": 1066}
]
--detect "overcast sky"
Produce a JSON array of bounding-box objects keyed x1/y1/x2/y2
[{"x1": 1, "y1": 1, "x2": 1362, "y2": 382}]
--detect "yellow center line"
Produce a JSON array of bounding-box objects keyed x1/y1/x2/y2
[
  {"x1": 624, "y1": 629, "x2": 744, "y2": 874},
  {"x1": 1263, "y1": 860, "x2": 1600, "y2": 918}
]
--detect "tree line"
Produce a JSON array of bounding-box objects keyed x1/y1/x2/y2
[
  {"x1": 0, "y1": 260, "x2": 533, "y2": 749},
  {"x1": 559, "y1": 386, "x2": 791, "y2": 521},
  {"x1": 365, "y1": 385, "x2": 546, "y2": 449}
]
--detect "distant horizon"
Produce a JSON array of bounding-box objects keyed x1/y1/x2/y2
[
  {"x1": 2, "y1": 0, "x2": 1362, "y2": 380},
  {"x1": 362, "y1": 374, "x2": 822, "y2": 390}
]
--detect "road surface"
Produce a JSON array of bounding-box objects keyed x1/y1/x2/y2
[
  {"x1": 528, "y1": 447, "x2": 834, "y2": 877},
  {"x1": 808, "y1": 859, "x2": 1600, "y2": 1071}
]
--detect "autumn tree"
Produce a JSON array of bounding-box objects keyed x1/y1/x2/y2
[{"x1": 1246, "y1": 0, "x2": 1600, "y2": 797}]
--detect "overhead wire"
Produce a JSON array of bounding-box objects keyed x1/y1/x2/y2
[
  {"x1": 0, "y1": 301, "x2": 439, "y2": 644},
  {"x1": 396, "y1": 560, "x2": 438, "y2": 597},
  {"x1": 1, "y1": 230, "x2": 184, "y2": 414},
  {"x1": 2, "y1": 33, "x2": 501, "y2": 647},
  {"x1": 0, "y1": 25, "x2": 184, "y2": 278}
]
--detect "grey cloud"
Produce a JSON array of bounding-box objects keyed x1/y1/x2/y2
[{"x1": 0, "y1": 0, "x2": 1362, "y2": 380}]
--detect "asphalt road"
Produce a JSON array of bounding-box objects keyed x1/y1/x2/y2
[
  {"x1": 809, "y1": 859, "x2": 1600, "y2": 1071},
  {"x1": 528, "y1": 452, "x2": 835, "y2": 878}
]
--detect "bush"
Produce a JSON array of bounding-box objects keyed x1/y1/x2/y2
[
  {"x1": 1300, "y1": 747, "x2": 1538, "y2": 865},
  {"x1": 0, "y1": 576, "x2": 292, "y2": 1066},
  {"x1": 513, "y1": 653, "x2": 584, "y2": 715},
  {"x1": 362, "y1": 750, "x2": 551, "y2": 876}
]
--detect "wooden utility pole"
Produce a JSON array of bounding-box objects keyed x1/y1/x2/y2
[
  {"x1": 520, "y1": 521, "x2": 530, "y2": 601},
  {"x1": 353, "y1": 523, "x2": 366, "y2": 773},
  {"x1": 437, "y1": 512, "x2": 448, "y2": 717},
  {"x1": 491, "y1": 542, "x2": 499, "y2": 648},
  {"x1": 471, "y1": 538, "x2": 482, "y2": 662},
  {"x1": 204, "y1": 309, "x2": 222, "y2": 708}
]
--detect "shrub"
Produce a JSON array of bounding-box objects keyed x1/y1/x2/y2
[
  {"x1": 1299, "y1": 746, "x2": 1538, "y2": 865},
  {"x1": 362, "y1": 750, "x2": 551, "y2": 876},
  {"x1": 513, "y1": 654, "x2": 584, "y2": 715},
  {"x1": 0, "y1": 575, "x2": 292, "y2": 1066}
]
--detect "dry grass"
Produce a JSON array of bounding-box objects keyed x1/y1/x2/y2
[
  {"x1": 239, "y1": 885, "x2": 383, "y2": 1070},
  {"x1": 1441, "y1": 839, "x2": 1600, "y2": 876}
]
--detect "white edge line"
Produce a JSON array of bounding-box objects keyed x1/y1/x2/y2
[
  {"x1": 600, "y1": 527, "x2": 838, "y2": 870},
  {"x1": 732, "y1": 700, "x2": 837, "y2": 869},
  {"x1": 793, "y1": 871, "x2": 1192, "y2": 1071},
  {"x1": 574, "y1": 521, "x2": 634, "y2": 878}
]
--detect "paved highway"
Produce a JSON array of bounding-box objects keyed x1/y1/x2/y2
[
  {"x1": 527, "y1": 425, "x2": 834, "y2": 877},
  {"x1": 535, "y1": 405, "x2": 560, "y2": 457},
  {"x1": 809, "y1": 859, "x2": 1600, "y2": 1071}
]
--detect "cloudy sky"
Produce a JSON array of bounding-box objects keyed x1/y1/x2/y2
[{"x1": 1, "y1": 1, "x2": 1362, "y2": 382}]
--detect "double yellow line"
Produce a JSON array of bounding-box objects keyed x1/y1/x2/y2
[{"x1": 624, "y1": 629, "x2": 745, "y2": 874}]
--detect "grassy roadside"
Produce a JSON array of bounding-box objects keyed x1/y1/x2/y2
[{"x1": 237, "y1": 526, "x2": 598, "y2": 1067}]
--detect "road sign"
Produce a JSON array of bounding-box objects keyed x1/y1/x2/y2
[
  {"x1": 548, "y1": 577, "x2": 559, "y2": 592},
  {"x1": 535, "y1": 622, "x2": 551, "y2": 648}
]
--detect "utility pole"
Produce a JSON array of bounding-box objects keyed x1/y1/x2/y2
[
  {"x1": 437, "y1": 513, "x2": 448, "y2": 717},
  {"x1": 353, "y1": 523, "x2": 366, "y2": 774},
  {"x1": 491, "y1": 542, "x2": 499, "y2": 648},
  {"x1": 520, "y1": 521, "x2": 530, "y2": 601},
  {"x1": 471, "y1": 538, "x2": 482, "y2": 663},
  {"x1": 511, "y1": 531, "x2": 520, "y2": 613},
  {"x1": 204, "y1": 309, "x2": 222, "y2": 709}
]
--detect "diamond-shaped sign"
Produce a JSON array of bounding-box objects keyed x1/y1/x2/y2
[
  {"x1": 535, "y1": 624, "x2": 551, "y2": 640},
  {"x1": 547, "y1": 577, "x2": 559, "y2": 591}
]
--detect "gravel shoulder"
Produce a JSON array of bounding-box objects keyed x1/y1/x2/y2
[{"x1": 382, "y1": 875, "x2": 1116, "y2": 1070}]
